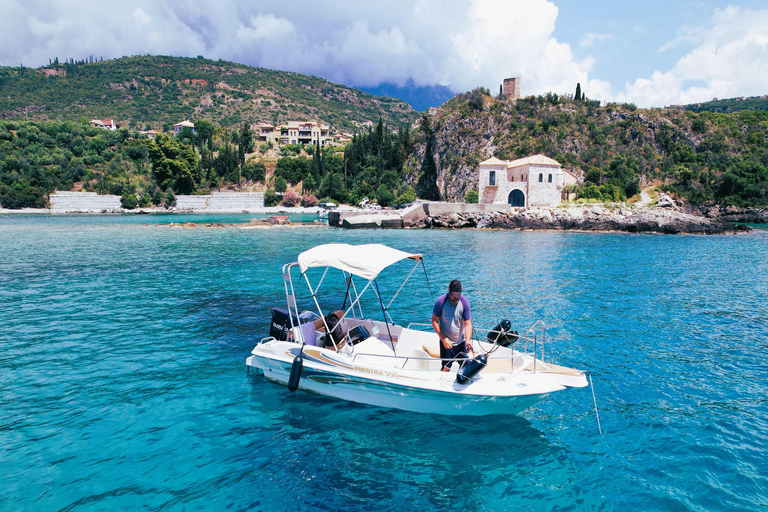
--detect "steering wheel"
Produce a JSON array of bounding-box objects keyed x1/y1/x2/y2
[{"x1": 339, "y1": 337, "x2": 354, "y2": 356}]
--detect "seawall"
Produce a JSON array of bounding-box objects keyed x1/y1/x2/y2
[
  {"x1": 50, "y1": 192, "x2": 121, "y2": 213},
  {"x1": 47, "y1": 191, "x2": 266, "y2": 213},
  {"x1": 329, "y1": 201, "x2": 749, "y2": 234},
  {"x1": 329, "y1": 202, "x2": 512, "y2": 228},
  {"x1": 176, "y1": 192, "x2": 265, "y2": 211}
]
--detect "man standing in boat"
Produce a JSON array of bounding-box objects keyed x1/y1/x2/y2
[{"x1": 432, "y1": 280, "x2": 473, "y2": 370}]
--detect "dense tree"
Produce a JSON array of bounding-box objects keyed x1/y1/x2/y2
[
  {"x1": 195, "y1": 119, "x2": 215, "y2": 150},
  {"x1": 417, "y1": 114, "x2": 440, "y2": 200},
  {"x1": 274, "y1": 176, "x2": 287, "y2": 193},
  {"x1": 148, "y1": 133, "x2": 200, "y2": 194},
  {"x1": 242, "y1": 161, "x2": 266, "y2": 182}
]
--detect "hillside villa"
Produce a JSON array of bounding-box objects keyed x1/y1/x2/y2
[
  {"x1": 173, "y1": 120, "x2": 196, "y2": 136},
  {"x1": 251, "y1": 121, "x2": 330, "y2": 146},
  {"x1": 90, "y1": 119, "x2": 119, "y2": 131},
  {"x1": 477, "y1": 154, "x2": 579, "y2": 207}
]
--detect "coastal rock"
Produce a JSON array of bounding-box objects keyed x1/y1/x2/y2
[
  {"x1": 656, "y1": 193, "x2": 680, "y2": 210},
  {"x1": 426, "y1": 206, "x2": 747, "y2": 234},
  {"x1": 698, "y1": 205, "x2": 768, "y2": 223}
]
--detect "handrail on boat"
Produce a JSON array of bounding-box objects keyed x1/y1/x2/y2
[
  {"x1": 350, "y1": 351, "x2": 492, "y2": 372},
  {"x1": 406, "y1": 319, "x2": 548, "y2": 371}
]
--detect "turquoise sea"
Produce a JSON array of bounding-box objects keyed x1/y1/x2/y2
[{"x1": 2, "y1": 214, "x2": 767, "y2": 511}]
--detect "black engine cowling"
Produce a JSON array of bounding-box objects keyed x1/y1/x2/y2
[{"x1": 270, "y1": 307, "x2": 314, "y2": 341}]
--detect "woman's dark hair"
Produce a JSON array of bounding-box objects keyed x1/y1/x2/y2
[
  {"x1": 323, "y1": 312, "x2": 342, "y2": 345},
  {"x1": 449, "y1": 280, "x2": 462, "y2": 293}
]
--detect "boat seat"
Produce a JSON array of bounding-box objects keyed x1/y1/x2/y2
[
  {"x1": 353, "y1": 337, "x2": 398, "y2": 367},
  {"x1": 397, "y1": 328, "x2": 439, "y2": 353},
  {"x1": 401, "y1": 348, "x2": 441, "y2": 371}
]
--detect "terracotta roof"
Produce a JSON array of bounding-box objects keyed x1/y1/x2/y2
[
  {"x1": 507, "y1": 154, "x2": 561, "y2": 168},
  {"x1": 478, "y1": 157, "x2": 507, "y2": 166}
]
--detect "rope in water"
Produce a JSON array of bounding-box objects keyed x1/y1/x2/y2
[{"x1": 589, "y1": 372, "x2": 603, "y2": 436}]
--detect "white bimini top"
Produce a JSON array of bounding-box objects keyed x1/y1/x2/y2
[{"x1": 297, "y1": 243, "x2": 422, "y2": 281}]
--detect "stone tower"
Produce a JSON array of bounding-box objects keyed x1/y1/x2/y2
[{"x1": 502, "y1": 77, "x2": 521, "y2": 99}]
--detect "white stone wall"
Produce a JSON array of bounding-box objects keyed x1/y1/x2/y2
[
  {"x1": 208, "y1": 192, "x2": 264, "y2": 209},
  {"x1": 176, "y1": 192, "x2": 265, "y2": 210},
  {"x1": 478, "y1": 160, "x2": 575, "y2": 208},
  {"x1": 50, "y1": 192, "x2": 121, "y2": 212},
  {"x1": 495, "y1": 181, "x2": 527, "y2": 205},
  {"x1": 175, "y1": 195, "x2": 210, "y2": 210},
  {"x1": 527, "y1": 165, "x2": 562, "y2": 207},
  {"x1": 478, "y1": 164, "x2": 507, "y2": 204}
]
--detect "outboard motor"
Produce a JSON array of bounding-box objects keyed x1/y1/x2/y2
[
  {"x1": 456, "y1": 354, "x2": 488, "y2": 385},
  {"x1": 270, "y1": 307, "x2": 314, "y2": 341},
  {"x1": 487, "y1": 320, "x2": 520, "y2": 347}
]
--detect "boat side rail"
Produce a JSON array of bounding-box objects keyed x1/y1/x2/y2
[
  {"x1": 258, "y1": 336, "x2": 277, "y2": 345},
  {"x1": 350, "y1": 351, "x2": 486, "y2": 372},
  {"x1": 408, "y1": 320, "x2": 548, "y2": 370},
  {"x1": 406, "y1": 322, "x2": 433, "y2": 330}
]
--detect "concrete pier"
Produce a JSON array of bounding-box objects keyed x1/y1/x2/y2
[{"x1": 329, "y1": 202, "x2": 512, "y2": 228}]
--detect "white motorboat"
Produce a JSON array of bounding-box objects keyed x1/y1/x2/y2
[
  {"x1": 317, "y1": 202, "x2": 337, "y2": 221},
  {"x1": 246, "y1": 243, "x2": 587, "y2": 416}
]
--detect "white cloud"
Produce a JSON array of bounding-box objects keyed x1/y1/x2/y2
[
  {"x1": 3, "y1": 1, "x2": 762, "y2": 109},
  {"x1": 0, "y1": 0, "x2": 605, "y2": 99},
  {"x1": 617, "y1": 6, "x2": 768, "y2": 107},
  {"x1": 580, "y1": 32, "x2": 613, "y2": 47}
]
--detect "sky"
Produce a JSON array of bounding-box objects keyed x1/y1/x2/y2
[{"x1": 1, "y1": 0, "x2": 767, "y2": 108}]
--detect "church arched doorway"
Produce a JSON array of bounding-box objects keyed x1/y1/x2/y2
[{"x1": 508, "y1": 189, "x2": 525, "y2": 207}]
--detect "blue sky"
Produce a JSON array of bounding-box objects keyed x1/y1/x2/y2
[
  {"x1": 553, "y1": 0, "x2": 768, "y2": 102},
  {"x1": 1, "y1": 1, "x2": 766, "y2": 108}
]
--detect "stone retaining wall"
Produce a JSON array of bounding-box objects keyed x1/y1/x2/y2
[
  {"x1": 176, "y1": 192, "x2": 264, "y2": 210},
  {"x1": 50, "y1": 192, "x2": 121, "y2": 213},
  {"x1": 175, "y1": 195, "x2": 209, "y2": 210}
]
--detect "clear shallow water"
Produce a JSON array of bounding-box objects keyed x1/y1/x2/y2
[{"x1": 1, "y1": 216, "x2": 767, "y2": 511}]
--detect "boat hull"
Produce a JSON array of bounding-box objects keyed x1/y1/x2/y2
[{"x1": 247, "y1": 348, "x2": 558, "y2": 416}]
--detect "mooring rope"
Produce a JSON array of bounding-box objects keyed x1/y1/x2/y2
[{"x1": 589, "y1": 372, "x2": 603, "y2": 436}]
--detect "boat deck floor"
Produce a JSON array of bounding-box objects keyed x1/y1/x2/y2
[{"x1": 417, "y1": 344, "x2": 581, "y2": 376}]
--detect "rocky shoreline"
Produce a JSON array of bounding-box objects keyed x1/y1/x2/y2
[{"x1": 415, "y1": 204, "x2": 753, "y2": 234}]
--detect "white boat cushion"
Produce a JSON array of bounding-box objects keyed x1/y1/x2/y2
[
  {"x1": 353, "y1": 337, "x2": 399, "y2": 367},
  {"x1": 291, "y1": 322, "x2": 321, "y2": 346}
]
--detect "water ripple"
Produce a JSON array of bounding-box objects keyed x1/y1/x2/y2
[{"x1": 1, "y1": 218, "x2": 767, "y2": 511}]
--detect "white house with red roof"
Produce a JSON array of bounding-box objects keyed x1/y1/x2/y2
[
  {"x1": 90, "y1": 119, "x2": 118, "y2": 131},
  {"x1": 477, "y1": 154, "x2": 579, "y2": 207}
]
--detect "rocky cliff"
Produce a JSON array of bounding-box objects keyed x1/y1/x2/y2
[{"x1": 404, "y1": 91, "x2": 768, "y2": 208}]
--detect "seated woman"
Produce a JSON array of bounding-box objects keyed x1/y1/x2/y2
[
  {"x1": 318, "y1": 310, "x2": 346, "y2": 350},
  {"x1": 289, "y1": 310, "x2": 345, "y2": 348}
]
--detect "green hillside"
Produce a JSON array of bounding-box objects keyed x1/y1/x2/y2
[
  {"x1": 0, "y1": 55, "x2": 419, "y2": 131},
  {"x1": 685, "y1": 95, "x2": 768, "y2": 114},
  {"x1": 2, "y1": 75, "x2": 767, "y2": 211},
  {"x1": 404, "y1": 88, "x2": 768, "y2": 207}
]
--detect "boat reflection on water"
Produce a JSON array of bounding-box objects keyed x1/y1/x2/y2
[{"x1": 245, "y1": 374, "x2": 564, "y2": 508}]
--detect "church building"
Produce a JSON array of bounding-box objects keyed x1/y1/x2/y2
[{"x1": 477, "y1": 154, "x2": 578, "y2": 207}]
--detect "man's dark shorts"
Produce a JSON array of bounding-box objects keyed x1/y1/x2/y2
[{"x1": 439, "y1": 341, "x2": 467, "y2": 370}]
